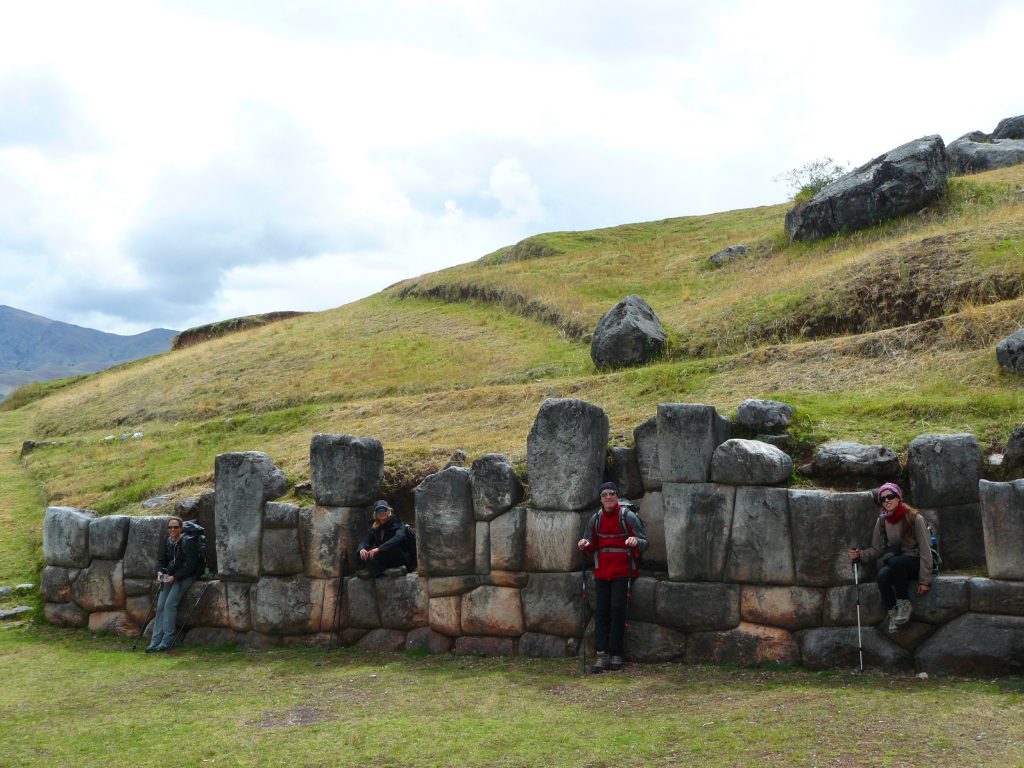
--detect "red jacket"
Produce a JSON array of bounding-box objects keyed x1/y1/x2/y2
[{"x1": 582, "y1": 503, "x2": 648, "y2": 581}]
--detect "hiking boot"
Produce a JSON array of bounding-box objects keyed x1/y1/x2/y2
[
  {"x1": 355, "y1": 569, "x2": 372, "y2": 579},
  {"x1": 590, "y1": 651, "x2": 608, "y2": 674},
  {"x1": 894, "y1": 599, "x2": 913, "y2": 626},
  {"x1": 886, "y1": 608, "x2": 898, "y2": 634},
  {"x1": 384, "y1": 566, "x2": 408, "y2": 578},
  {"x1": 608, "y1": 655, "x2": 624, "y2": 671}
]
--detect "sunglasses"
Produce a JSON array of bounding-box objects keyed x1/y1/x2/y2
[
  {"x1": 878, "y1": 493, "x2": 898, "y2": 503},
  {"x1": 600, "y1": 491, "x2": 617, "y2": 498},
  {"x1": 167, "y1": 524, "x2": 181, "y2": 529}
]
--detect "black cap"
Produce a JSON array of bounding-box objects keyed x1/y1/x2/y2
[
  {"x1": 598, "y1": 481, "x2": 618, "y2": 494},
  {"x1": 373, "y1": 500, "x2": 390, "y2": 512}
]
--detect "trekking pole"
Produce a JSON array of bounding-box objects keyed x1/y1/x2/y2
[
  {"x1": 580, "y1": 565, "x2": 589, "y2": 676},
  {"x1": 331, "y1": 557, "x2": 348, "y2": 650},
  {"x1": 131, "y1": 581, "x2": 162, "y2": 651},
  {"x1": 171, "y1": 577, "x2": 213, "y2": 649},
  {"x1": 853, "y1": 559, "x2": 864, "y2": 674},
  {"x1": 623, "y1": 576, "x2": 633, "y2": 665}
]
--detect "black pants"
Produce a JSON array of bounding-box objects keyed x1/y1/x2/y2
[
  {"x1": 876, "y1": 555, "x2": 920, "y2": 610},
  {"x1": 366, "y1": 547, "x2": 408, "y2": 577},
  {"x1": 594, "y1": 578, "x2": 630, "y2": 655}
]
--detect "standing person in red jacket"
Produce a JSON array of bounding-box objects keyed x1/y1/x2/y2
[{"x1": 577, "y1": 481, "x2": 648, "y2": 673}]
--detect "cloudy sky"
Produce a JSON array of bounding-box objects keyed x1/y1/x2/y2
[{"x1": 1, "y1": 0, "x2": 1020, "y2": 335}]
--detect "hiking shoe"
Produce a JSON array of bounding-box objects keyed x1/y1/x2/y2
[
  {"x1": 355, "y1": 569, "x2": 372, "y2": 579},
  {"x1": 384, "y1": 566, "x2": 408, "y2": 578},
  {"x1": 144, "y1": 645, "x2": 159, "y2": 654},
  {"x1": 886, "y1": 608, "x2": 898, "y2": 634},
  {"x1": 894, "y1": 599, "x2": 913, "y2": 626},
  {"x1": 590, "y1": 651, "x2": 608, "y2": 674},
  {"x1": 608, "y1": 655, "x2": 624, "y2": 671}
]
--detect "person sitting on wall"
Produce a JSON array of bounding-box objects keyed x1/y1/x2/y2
[
  {"x1": 577, "y1": 481, "x2": 648, "y2": 673},
  {"x1": 146, "y1": 516, "x2": 201, "y2": 653},
  {"x1": 849, "y1": 482, "x2": 933, "y2": 633},
  {"x1": 357, "y1": 500, "x2": 411, "y2": 578}
]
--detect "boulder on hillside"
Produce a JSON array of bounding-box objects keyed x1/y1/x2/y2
[
  {"x1": 996, "y1": 329, "x2": 1024, "y2": 372},
  {"x1": 1003, "y1": 424, "x2": 1024, "y2": 477},
  {"x1": 802, "y1": 441, "x2": 901, "y2": 485},
  {"x1": 734, "y1": 399, "x2": 794, "y2": 433},
  {"x1": 947, "y1": 137, "x2": 1024, "y2": 175},
  {"x1": 785, "y1": 135, "x2": 948, "y2": 242},
  {"x1": 708, "y1": 244, "x2": 749, "y2": 267},
  {"x1": 590, "y1": 295, "x2": 667, "y2": 369},
  {"x1": 993, "y1": 115, "x2": 1024, "y2": 140}
]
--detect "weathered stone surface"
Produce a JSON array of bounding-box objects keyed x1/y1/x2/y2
[
  {"x1": 183, "y1": 627, "x2": 241, "y2": 647},
  {"x1": 376, "y1": 574, "x2": 427, "y2": 631},
  {"x1": 177, "y1": 580, "x2": 229, "y2": 628},
  {"x1": 785, "y1": 135, "x2": 947, "y2": 242},
  {"x1": 590, "y1": 294, "x2": 667, "y2": 369},
  {"x1": 633, "y1": 416, "x2": 661, "y2": 491},
  {"x1": 429, "y1": 595, "x2": 461, "y2": 636},
  {"x1": 490, "y1": 507, "x2": 525, "y2": 572},
  {"x1": 261, "y1": 528, "x2": 303, "y2": 576},
  {"x1": 948, "y1": 137, "x2": 1024, "y2": 175},
  {"x1": 453, "y1": 636, "x2": 515, "y2": 657},
  {"x1": 426, "y1": 575, "x2": 479, "y2": 597},
  {"x1": 884, "y1": 621, "x2": 937, "y2": 652},
  {"x1": 519, "y1": 632, "x2": 573, "y2": 657},
  {"x1": 993, "y1": 115, "x2": 1024, "y2": 140},
  {"x1": 917, "y1": 613, "x2": 1024, "y2": 676},
  {"x1": 711, "y1": 440, "x2": 792, "y2": 486},
  {"x1": 657, "y1": 403, "x2": 731, "y2": 484},
  {"x1": 525, "y1": 510, "x2": 584, "y2": 572},
  {"x1": 123, "y1": 516, "x2": 171, "y2": 579},
  {"x1": 807, "y1": 442, "x2": 900, "y2": 484},
  {"x1": 969, "y1": 578, "x2": 1024, "y2": 616},
  {"x1": 708, "y1": 244, "x2": 748, "y2": 267},
  {"x1": 44, "y1": 601, "x2": 88, "y2": 627},
  {"x1": 126, "y1": 594, "x2": 155, "y2": 627},
  {"x1": 343, "y1": 576, "x2": 381, "y2": 629},
  {"x1": 123, "y1": 578, "x2": 154, "y2": 597},
  {"x1": 461, "y1": 586, "x2": 524, "y2": 636},
  {"x1": 687, "y1": 623, "x2": 800, "y2": 666},
  {"x1": 522, "y1": 573, "x2": 587, "y2": 637},
  {"x1": 823, "y1": 584, "x2": 884, "y2": 626},
  {"x1": 300, "y1": 505, "x2": 363, "y2": 579},
  {"x1": 624, "y1": 621, "x2": 687, "y2": 662},
  {"x1": 626, "y1": 576, "x2": 657, "y2": 624},
  {"x1": 43, "y1": 507, "x2": 94, "y2": 568},
  {"x1": 225, "y1": 582, "x2": 252, "y2": 631},
  {"x1": 88, "y1": 610, "x2": 138, "y2": 636},
  {"x1": 979, "y1": 479, "x2": 1024, "y2": 580},
  {"x1": 357, "y1": 628, "x2": 407, "y2": 652},
  {"x1": 607, "y1": 447, "x2": 643, "y2": 501},
  {"x1": 264, "y1": 501, "x2": 300, "y2": 528},
  {"x1": 71, "y1": 559, "x2": 123, "y2": 612},
  {"x1": 907, "y1": 434, "x2": 981, "y2": 508},
  {"x1": 925, "y1": 504, "x2": 985, "y2": 570},
  {"x1": 798, "y1": 627, "x2": 911, "y2": 670},
  {"x1": 406, "y1": 627, "x2": 451, "y2": 654},
  {"x1": 88, "y1": 515, "x2": 130, "y2": 560},
  {"x1": 789, "y1": 490, "x2": 876, "y2": 586},
  {"x1": 469, "y1": 454, "x2": 524, "y2": 521},
  {"x1": 482, "y1": 571, "x2": 528, "y2": 588},
  {"x1": 251, "y1": 576, "x2": 324, "y2": 635},
  {"x1": 475, "y1": 521, "x2": 490, "y2": 574},
  {"x1": 735, "y1": 399, "x2": 794, "y2": 433},
  {"x1": 741, "y1": 586, "x2": 824, "y2": 630},
  {"x1": 527, "y1": 398, "x2": 609, "y2": 510},
  {"x1": 664, "y1": 483, "x2": 735, "y2": 581},
  {"x1": 40, "y1": 566, "x2": 73, "y2": 604},
  {"x1": 656, "y1": 582, "x2": 740, "y2": 632},
  {"x1": 997, "y1": 328, "x2": 1024, "y2": 373},
  {"x1": 315, "y1": 579, "x2": 342, "y2": 633},
  {"x1": 415, "y1": 467, "x2": 475, "y2": 577},
  {"x1": 638, "y1": 492, "x2": 667, "y2": 571},
  {"x1": 215, "y1": 452, "x2": 282, "y2": 579},
  {"x1": 1004, "y1": 424, "x2": 1024, "y2": 477},
  {"x1": 309, "y1": 434, "x2": 382, "y2": 507},
  {"x1": 913, "y1": 576, "x2": 969, "y2": 624},
  {"x1": 725, "y1": 487, "x2": 795, "y2": 584}
]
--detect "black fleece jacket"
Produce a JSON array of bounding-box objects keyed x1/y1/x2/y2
[{"x1": 158, "y1": 535, "x2": 201, "y2": 580}]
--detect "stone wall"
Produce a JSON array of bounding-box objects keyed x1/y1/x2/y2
[{"x1": 40, "y1": 400, "x2": 1024, "y2": 675}]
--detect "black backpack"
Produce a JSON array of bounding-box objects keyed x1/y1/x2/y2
[
  {"x1": 181, "y1": 520, "x2": 211, "y2": 579},
  {"x1": 401, "y1": 523, "x2": 418, "y2": 571}
]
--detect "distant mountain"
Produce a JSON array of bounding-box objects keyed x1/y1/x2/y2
[{"x1": 0, "y1": 305, "x2": 177, "y2": 401}]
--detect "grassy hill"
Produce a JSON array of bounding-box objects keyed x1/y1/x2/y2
[{"x1": 3, "y1": 164, "x2": 1024, "y2": 585}]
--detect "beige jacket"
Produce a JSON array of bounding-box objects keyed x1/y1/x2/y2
[{"x1": 858, "y1": 507, "x2": 934, "y2": 588}]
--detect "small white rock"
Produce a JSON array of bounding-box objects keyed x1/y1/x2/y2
[{"x1": 916, "y1": 671, "x2": 929, "y2": 680}]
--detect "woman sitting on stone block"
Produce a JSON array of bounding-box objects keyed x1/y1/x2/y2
[
  {"x1": 577, "y1": 481, "x2": 648, "y2": 673},
  {"x1": 357, "y1": 500, "x2": 412, "y2": 578},
  {"x1": 850, "y1": 482, "x2": 932, "y2": 633}
]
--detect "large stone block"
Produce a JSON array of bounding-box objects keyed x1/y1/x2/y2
[
  {"x1": 627, "y1": 576, "x2": 658, "y2": 624},
  {"x1": 525, "y1": 510, "x2": 584, "y2": 572},
  {"x1": 664, "y1": 483, "x2": 735, "y2": 581},
  {"x1": 823, "y1": 584, "x2": 885, "y2": 627},
  {"x1": 181, "y1": 580, "x2": 230, "y2": 628},
  {"x1": 916, "y1": 613, "x2": 1024, "y2": 676},
  {"x1": 215, "y1": 452, "x2": 285, "y2": 579},
  {"x1": 607, "y1": 447, "x2": 643, "y2": 500},
  {"x1": 44, "y1": 602, "x2": 88, "y2": 628},
  {"x1": 913, "y1": 576, "x2": 969, "y2": 624},
  {"x1": 522, "y1": 572, "x2": 587, "y2": 638},
  {"x1": 979, "y1": 479, "x2": 1024, "y2": 580},
  {"x1": 590, "y1": 294, "x2": 667, "y2": 369},
  {"x1": 300, "y1": 505, "x2": 363, "y2": 579},
  {"x1": 309, "y1": 434, "x2": 383, "y2": 507},
  {"x1": 375, "y1": 574, "x2": 427, "y2": 631},
  {"x1": 123, "y1": 516, "x2": 172, "y2": 579},
  {"x1": 262, "y1": 528, "x2": 303, "y2": 576},
  {"x1": 633, "y1": 416, "x2": 661, "y2": 491},
  {"x1": 623, "y1": 621, "x2": 687, "y2": 662},
  {"x1": 527, "y1": 398, "x2": 609, "y2": 511},
  {"x1": 741, "y1": 586, "x2": 824, "y2": 630},
  {"x1": 426, "y1": 575, "x2": 479, "y2": 597},
  {"x1": 88, "y1": 515, "x2": 130, "y2": 560},
  {"x1": 470, "y1": 454, "x2": 524, "y2": 521},
  {"x1": 735, "y1": 399, "x2": 794, "y2": 433},
  {"x1": 251, "y1": 576, "x2": 324, "y2": 635},
  {"x1": 807, "y1": 442, "x2": 900, "y2": 485},
  {"x1": 415, "y1": 467, "x2": 475, "y2": 576},
  {"x1": 789, "y1": 490, "x2": 876, "y2": 586},
  {"x1": 475, "y1": 522, "x2": 490, "y2": 574},
  {"x1": 490, "y1": 507, "x2": 525, "y2": 572},
  {"x1": 225, "y1": 582, "x2": 253, "y2": 631},
  {"x1": 907, "y1": 434, "x2": 981, "y2": 507},
  {"x1": 924, "y1": 503, "x2": 985, "y2": 571},
  {"x1": 519, "y1": 633, "x2": 574, "y2": 658},
  {"x1": 71, "y1": 559, "x2": 124, "y2": 612},
  {"x1": 429, "y1": 595, "x2": 461, "y2": 636},
  {"x1": 264, "y1": 502, "x2": 300, "y2": 528},
  {"x1": 342, "y1": 576, "x2": 381, "y2": 629},
  {"x1": 638, "y1": 492, "x2": 667, "y2": 571},
  {"x1": 461, "y1": 585, "x2": 524, "y2": 636},
  {"x1": 969, "y1": 578, "x2": 1024, "y2": 616},
  {"x1": 88, "y1": 611, "x2": 138, "y2": 637},
  {"x1": 357, "y1": 628, "x2": 407, "y2": 652},
  {"x1": 40, "y1": 566, "x2": 73, "y2": 604},
  {"x1": 686, "y1": 623, "x2": 800, "y2": 666},
  {"x1": 126, "y1": 594, "x2": 156, "y2": 627},
  {"x1": 725, "y1": 487, "x2": 795, "y2": 584},
  {"x1": 657, "y1": 403, "x2": 730, "y2": 484},
  {"x1": 655, "y1": 582, "x2": 740, "y2": 632},
  {"x1": 406, "y1": 627, "x2": 452, "y2": 654},
  {"x1": 43, "y1": 507, "x2": 94, "y2": 568},
  {"x1": 711, "y1": 440, "x2": 792, "y2": 486},
  {"x1": 798, "y1": 627, "x2": 910, "y2": 670},
  {"x1": 453, "y1": 637, "x2": 515, "y2": 657}
]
